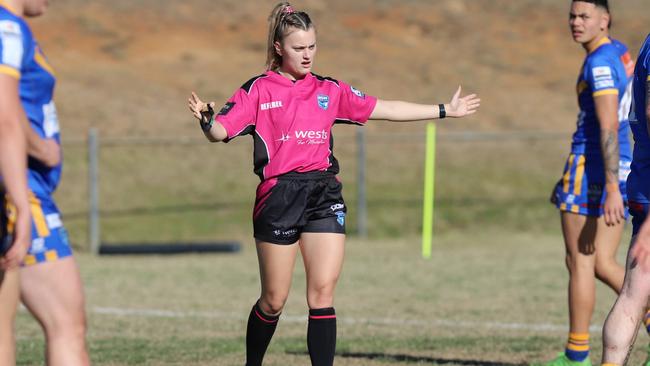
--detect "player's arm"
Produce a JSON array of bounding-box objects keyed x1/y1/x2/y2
[
  {"x1": 369, "y1": 86, "x2": 480, "y2": 121},
  {"x1": 23, "y1": 114, "x2": 60, "y2": 167},
  {"x1": 188, "y1": 92, "x2": 228, "y2": 142},
  {"x1": 0, "y1": 73, "x2": 31, "y2": 269},
  {"x1": 594, "y1": 92, "x2": 624, "y2": 225}
]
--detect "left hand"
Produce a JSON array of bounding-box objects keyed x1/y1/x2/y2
[
  {"x1": 603, "y1": 185, "x2": 626, "y2": 226},
  {"x1": 446, "y1": 86, "x2": 480, "y2": 118}
]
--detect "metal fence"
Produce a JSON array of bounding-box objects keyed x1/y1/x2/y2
[{"x1": 57, "y1": 128, "x2": 571, "y2": 254}]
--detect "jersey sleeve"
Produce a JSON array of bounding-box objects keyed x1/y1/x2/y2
[
  {"x1": 0, "y1": 20, "x2": 24, "y2": 79},
  {"x1": 335, "y1": 80, "x2": 377, "y2": 125},
  {"x1": 586, "y1": 53, "x2": 620, "y2": 97},
  {"x1": 215, "y1": 85, "x2": 258, "y2": 142}
]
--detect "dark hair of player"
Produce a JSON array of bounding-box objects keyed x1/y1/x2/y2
[{"x1": 573, "y1": 0, "x2": 611, "y2": 28}]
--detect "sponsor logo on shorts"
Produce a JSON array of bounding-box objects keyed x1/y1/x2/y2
[
  {"x1": 317, "y1": 94, "x2": 329, "y2": 110},
  {"x1": 566, "y1": 194, "x2": 576, "y2": 205},
  {"x1": 30, "y1": 237, "x2": 45, "y2": 254},
  {"x1": 336, "y1": 211, "x2": 346, "y2": 226},
  {"x1": 260, "y1": 100, "x2": 283, "y2": 111},
  {"x1": 330, "y1": 203, "x2": 345, "y2": 211},
  {"x1": 273, "y1": 228, "x2": 298, "y2": 237}
]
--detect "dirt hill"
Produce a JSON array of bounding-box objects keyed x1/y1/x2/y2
[{"x1": 27, "y1": 0, "x2": 650, "y2": 138}]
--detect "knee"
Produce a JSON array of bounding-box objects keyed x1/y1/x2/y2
[
  {"x1": 44, "y1": 313, "x2": 87, "y2": 341},
  {"x1": 595, "y1": 257, "x2": 618, "y2": 280},
  {"x1": 259, "y1": 292, "x2": 288, "y2": 315},
  {"x1": 564, "y1": 251, "x2": 594, "y2": 274},
  {"x1": 307, "y1": 284, "x2": 336, "y2": 309}
]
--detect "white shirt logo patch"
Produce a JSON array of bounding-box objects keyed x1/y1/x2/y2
[
  {"x1": 0, "y1": 20, "x2": 22, "y2": 69},
  {"x1": 260, "y1": 101, "x2": 283, "y2": 111}
]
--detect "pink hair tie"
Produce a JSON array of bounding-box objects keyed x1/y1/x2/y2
[{"x1": 283, "y1": 6, "x2": 294, "y2": 14}]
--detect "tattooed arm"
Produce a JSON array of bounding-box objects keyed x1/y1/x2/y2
[{"x1": 595, "y1": 93, "x2": 625, "y2": 225}]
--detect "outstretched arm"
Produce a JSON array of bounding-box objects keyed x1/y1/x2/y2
[
  {"x1": 0, "y1": 74, "x2": 31, "y2": 269},
  {"x1": 369, "y1": 86, "x2": 480, "y2": 121},
  {"x1": 188, "y1": 92, "x2": 228, "y2": 142}
]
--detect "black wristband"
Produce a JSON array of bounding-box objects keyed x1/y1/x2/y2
[
  {"x1": 199, "y1": 104, "x2": 215, "y2": 132},
  {"x1": 438, "y1": 104, "x2": 446, "y2": 119}
]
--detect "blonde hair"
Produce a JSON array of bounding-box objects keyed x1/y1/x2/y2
[{"x1": 266, "y1": 2, "x2": 314, "y2": 71}]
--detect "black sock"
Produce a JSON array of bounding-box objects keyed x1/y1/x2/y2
[
  {"x1": 245, "y1": 302, "x2": 279, "y2": 366},
  {"x1": 307, "y1": 307, "x2": 337, "y2": 366}
]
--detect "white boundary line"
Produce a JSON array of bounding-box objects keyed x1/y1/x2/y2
[{"x1": 91, "y1": 306, "x2": 602, "y2": 333}]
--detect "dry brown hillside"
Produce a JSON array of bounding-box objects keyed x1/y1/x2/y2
[{"x1": 28, "y1": 0, "x2": 650, "y2": 138}]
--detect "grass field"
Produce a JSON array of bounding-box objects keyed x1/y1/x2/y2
[{"x1": 15, "y1": 228, "x2": 647, "y2": 365}]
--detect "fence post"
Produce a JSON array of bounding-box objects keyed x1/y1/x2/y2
[
  {"x1": 356, "y1": 128, "x2": 367, "y2": 238},
  {"x1": 88, "y1": 128, "x2": 100, "y2": 255}
]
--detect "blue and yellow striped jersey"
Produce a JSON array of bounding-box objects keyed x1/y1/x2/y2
[
  {"x1": 0, "y1": 1, "x2": 60, "y2": 198},
  {"x1": 627, "y1": 33, "x2": 650, "y2": 204},
  {"x1": 572, "y1": 37, "x2": 632, "y2": 161}
]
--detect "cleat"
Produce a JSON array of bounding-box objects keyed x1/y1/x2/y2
[{"x1": 533, "y1": 353, "x2": 592, "y2": 366}]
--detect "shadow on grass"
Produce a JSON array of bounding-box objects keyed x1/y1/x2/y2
[{"x1": 288, "y1": 351, "x2": 527, "y2": 365}]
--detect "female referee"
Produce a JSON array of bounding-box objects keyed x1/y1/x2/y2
[
  {"x1": 188, "y1": 2, "x2": 480, "y2": 365},
  {"x1": 600, "y1": 32, "x2": 650, "y2": 366},
  {"x1": 0, "y1": 0, "x2": 90, "y2": 365},
  {"x1": 540, "y1": 1, "x2": 643, "y2": 365}
]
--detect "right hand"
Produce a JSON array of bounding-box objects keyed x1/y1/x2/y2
[
  {"x1": 188, "y1": 92, "x2": 215, "y2": 121},
  {"x1": 603, "y1": 185, "x2": 625, "y2": 226},
  {"x1": 0, "y1": 206, "x2": 31, "y2": 270}
]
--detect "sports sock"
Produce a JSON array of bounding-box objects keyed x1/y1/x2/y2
[
  {"x1": 645, "y1": 309, "x2": 650, "y2": 335},
  {"x1": 307, "y1": 307, "x2": 337, "y2": 366},
  {"x1": 565, "y1": 332, "x2": 589, "y2": 362},
  {"x1": 245, "y1": 302, "x2": 279, "y2": 366}
]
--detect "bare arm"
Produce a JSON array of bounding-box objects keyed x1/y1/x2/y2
[
  {"x1": 0, "y1": 74, "x2": 31, "y2": 269},
  {"x1": 23, "y1": 117, "x2": 60, "y2": 167},
  {"x1": 594, "y1": 93, "x2": 625, "y2": 225},
  {"x1": 369, "y1": 86, "x2": 480, "y2": 121},
  {"x1": 188, "y1": 92, "x2": 228, "y2": 142}
]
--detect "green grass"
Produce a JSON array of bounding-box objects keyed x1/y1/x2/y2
[{"x1": 15, "y1": 229, "x2": 646, "y2": 365}]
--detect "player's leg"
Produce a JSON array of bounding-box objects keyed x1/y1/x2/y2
[
  {"x1": 246, "y1": 240, "x2": 299, "y2": 366},
  {"x1": 594, "y1": 216, "x2": 625, "y2": 292},
  {"x1": 537, "y1": 212, "x2": 597, "y2": 366},
  {"x1": 0, "y1": 268, "x2": 19, "y2": 366},
  {"x1": 20, "y1": 255, "x2": 89, "y2": 366},
  {"x1": 601, "y1": 235, "x2": 650, "y2": 366},
  {"x1": 300, "y1": 231, "x2": 345, "y2": 366}
]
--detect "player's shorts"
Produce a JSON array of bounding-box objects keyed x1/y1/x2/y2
[
  {"x1": 551, "y1": 153, "x2": 630, "y2": 217},
  {"x1": 21, "y1": 193, "x2": 72, "y2": 266},
  {"x1": 629, "y1": 201, "x2": 649, "y2": 236},
  {"x1": 253, "y1": 171, "x2": 347, "y2": 244},
  {"x1": 0, "y1": 189, "x2": 11, "y2": 255}
]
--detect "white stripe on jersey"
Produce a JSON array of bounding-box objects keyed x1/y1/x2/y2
[{"x1": 0, "y1": 20, "x2": 22, "y2": 69}]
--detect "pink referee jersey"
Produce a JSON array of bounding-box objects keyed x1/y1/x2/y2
[{"x1": 216, "y1": 71, "x2": 377, "y2": 181}]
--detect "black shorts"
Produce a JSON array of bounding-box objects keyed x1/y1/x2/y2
[
  {"x1": 0, "y1": 190, "x2": 11, "y2": 255},
  {"x1": 253, "y1": 172, "x2": 347, "y2": 244}
]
